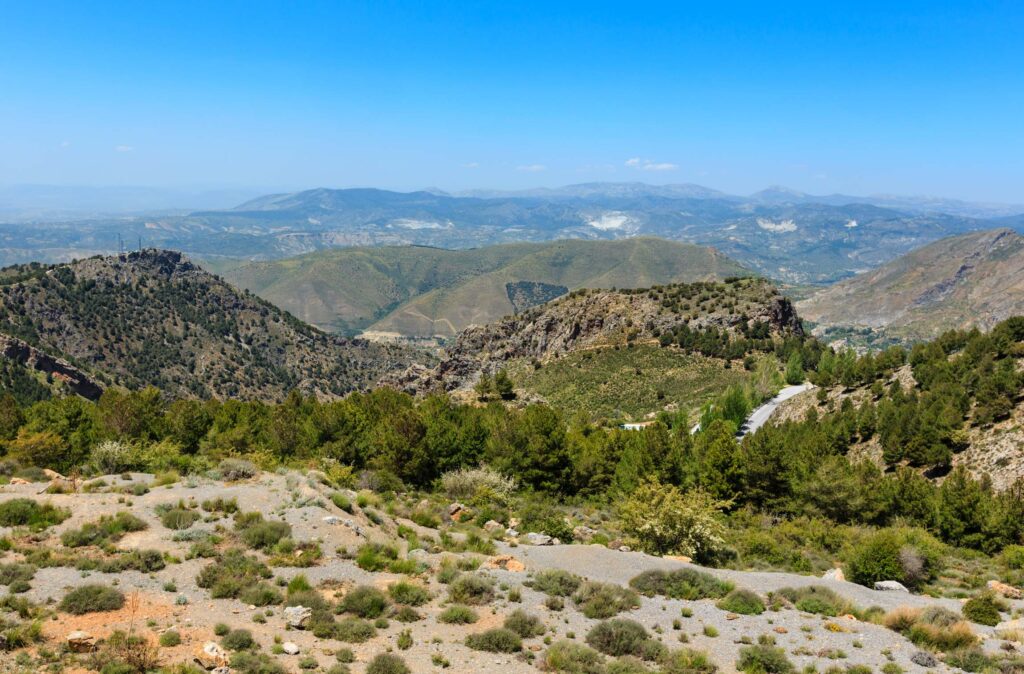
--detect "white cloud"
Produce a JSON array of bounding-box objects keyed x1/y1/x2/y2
[
  {"x1": 115, "y1": 145, "x2": 134, "y2": 152},
  {"x1": 756, "y1": 218, "x2": 798, "y2": 233},
  {"x1": 516, "y1": 164, "x2": 546, "y2": 172},
  {"x1": 625, "y1": 157, "x2": 678, "y2": 171}
]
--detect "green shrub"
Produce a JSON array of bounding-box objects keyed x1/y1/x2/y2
[
  {"x1": 962, "y1": 593, "x2": 1003, "y2": 626},
  {"x1": 504, "y1": 609, "x2": 545, "y2": 638},
  {"x1": 736, "y1": 643, "x2": 795, "y2": 674},
  {"x1": 573, "y1": 581, "x2": 640, "y2": 619},
  {"x1": 387, "y1": 581, "x2": 430, "y2": 606},
  {"x1": 230, "y1": 652, "x2": 287, "y2": 674},
  {"x1": 775, "y1": 586, "x2": 848, "y2": 616},
  {"x1": 586, "y1": 619, "x2": 653, "y2": 658},
  {"x1": 944, "y1": 649, "x2": 992, "y2": 673},
  {"x1": 0, "y1": 499, "x2": 69, "y2": 530},
  {"x1": 531, "y1": 569, "x2": 583, "y2": 597},
  {"x1": 0, "y1": 563, "x2": 36, "y2": 586},
  {"x1": 221, "y1": 628, "x2": 256, "y2": 651},
  {"x1": 59, "y1": 584, "x2": 125, "y2": 614},
  {"x1": 466, "y1": 627, "x2": 522, "y2": 653},
  {"x1": 355, "y1": 542, "x2": 399, "y2": 571},
  {"x1": 845, "y1": 528, "x2": 941, "y2": 589},
  {"x1": 629, "y1": 569, "x2": 732, "y2": 600},
  {"x1": 540, "y1": 640, "x2": 605, "y2": 673},
  {"x1": 219, "y1": 458, "x2": 258, "y2": 481},
  {"x1": 618, "y1": 481, "x2": 728, "y2": 561},
  {"x1": 366, "y1": 653, "x2": 410, "y2": 674},
  {"x1": 239, "y1": 583, "x2": 282, "y2": 607},
  {"x1": 394, "y1": 606, "x2": 420, "y2": 622},
  {"x1": 61, "y1": 511, "x2": 147, "y2": 547},
  {"x1": 235, "y1": 515, "x2": 291, "y2": 550},
  {"x1": 159, "y1": 630, "x2": 181, "y2": 647},
  {"x1": 196, "y1": 549, "x2": 272, "y2": 599},
  {"x1": 1001, "y1": 544, "x2": 1024, "y2": 570},
  {"x1": 660, "y1": 648, "x2": 718, "y2": 674},
  {"x1": 448, "y1": 573, "x2": 495, "y2": 605},
  {"x1": 341, "y1": 585, "x2": 388, "y2": 618},
  {"x1": 334, "y1": 617, "x2": 376, "y2": 643},
  {"x1": 161, "y1": 508, "x2": 199, "y2": 530},
  {"x1": 330, "y1": 492, "x2": 353, "y2": 513},
  {"x1": 201, "y1": 497, "x2": 239, "y2": 514},
  {"x1": 214, "y1": 623, "x2": 230, "y2": 636},
  {"x1": 99, "y1": 549, "x2": 166, "y2": 573},
  {"x1": 438, "y1": 604, "x2": 478, "y2": 624},
  {"x1": 717, "y1": 589, "x2": 764, "y2": 615}
]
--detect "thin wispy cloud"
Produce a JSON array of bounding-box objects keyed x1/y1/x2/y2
[
  {"x1": 625, "y1": 157, "x2": 678, "y2": 171},
  {"x1": 115, "y1": 145, "x2": 134, "y2": 152},
  {"x1": 516, "y1": 164, "x2": 546, "y2": 172}
]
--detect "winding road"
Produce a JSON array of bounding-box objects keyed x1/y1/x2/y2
[{"x1": 736, "y1": 381, "x2": 815, "y2": 438}]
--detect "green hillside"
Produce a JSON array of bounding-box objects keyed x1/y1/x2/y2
[{"x1": 219, "y1": 238, "x2": 748, "y2": 337}]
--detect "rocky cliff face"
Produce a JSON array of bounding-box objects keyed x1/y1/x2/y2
[
  {"x1": 0, "y1": 334, "x2": 103, "y2": 399},
  {"x1": 400, "y1": 278, "x2": 802, "y2": 394}
]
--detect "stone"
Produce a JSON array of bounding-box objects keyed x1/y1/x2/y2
[
  {"x1": 43, "y1": 468, "x2": 66, "y2": 480},
  {"x1": 822, "y1": 568, "x2": 845, "y2": 582},
  {"x1": 873, "y1": 580, "x2": 909, "y2": 592},
  {"x1": 283, "y1": 605, "x2": 312, "y2": 629},
  {"x1": 322, "y1": 515, "x2": 341, "y2": 525},
  {"x1": 911, "y1": 651, "x2": 938, "y2": 668},
  {"x1": 572, "y1": 525, "x2": 597, "y2": 542},
  {"x1": 66, "y1": 630, "x2": 96, "y2": 653},
  {"x1": 282, "y1": 642, "x2": 300, "y2": 655},
  {"x1": 987, "y1": 579, "x2": 1023, "y2": 600},
  {"x1": 773, "y1": 626, "x2": 788, "y2": 634},
  {"x1": 523, "y1": 532, "x2": 552, "y2": 546},
  {"x1": 618, "y1": 545, "x2": 632, "y2": 553},
  {"x1": 665, "y1": 555, "x2": 693, "y2": 564},
  {"x1": 194, "y1": 642, "x2": 230, "y2": 669},
  {"x1": 505, "y1": 528, "x2": 519, "y2": 538},
  {"x1": 448, "y1": 502, "x2": 466, "y2": 516},
  {"x1": 485, "y1": 554, "x2": 526, "y2": 572},
  {"x1": 551, "y1": 537, "x2": 562, "y2": 545},
  {"x1": 8, "y1": 477, "x2": 29, "y2": 485},
  {"x1": 483, "y1": 520, "x2": 505, "y2": 534}
]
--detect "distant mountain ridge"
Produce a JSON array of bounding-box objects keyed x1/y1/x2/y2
[
  {"x1": 798, "y1": 228, "x2": 1024, "y2": 341},
  {"x1": 221, "y1": 238, "x2": 748, "y2": 338}
]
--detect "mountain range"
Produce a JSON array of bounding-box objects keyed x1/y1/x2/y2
[
  {"x1": 220, "y1": 238, "x2": 746, "y2": 338},
  {"x1": 3, "y1": 183, "x2": 1022, "y2": 284}
]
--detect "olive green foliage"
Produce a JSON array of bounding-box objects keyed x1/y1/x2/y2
[
  {"x1": 61, "y1": 511, "x2": 147, "y2": 547},
  {"x1": 660, "y1": 649, "x2": 718, "y2": 674},
  {"x1": 962, "y1": 593, "x2": 1004, "y2": 626},
  {"x1": 618, "y1": 481, "x2": 728, "y2": 562},
  {"x1": 775, "y1": 586, "x2": 850, "y2": 616},
  {"x1": 234, "y1": 512, "x2": 291, "y2": 550},
  {"x1": 541, "y1": 640, "x2": 606, "y2": 673},
  {"x1": 341, "y1": 586, "x2": 389, "y2": 618},
  {"x1": 573, "y1": 582, "x2": 640, "y2": 619},
  {"x1": 366, "y1": 653, "x2": 411, "y2": 674},
  {"x1": 0, "y1": 499, "x2": 69, "y2": 531},
  {"x1": 196, "y1": 549, "x2": 272, "y2": 599},
  {"x1": 161, "y1": 507, "x2": 200, "y2": 530},
  {"x1": 466, "y1": 627, "x2": 522, "y2": 653},
  {"x1": 447, "y1": 573, "x2": 495, "y2": 606},
  {"x1": 736, "y1": 642, "x2": 795, "y2": 674},
  {"x1": 846, "y1": 529, "x2": 942, "y2": 589},
  {"x1": 438, "y1": 605, "x2": 478, "y2": 624},
  {"x1": 387, "y1": 581, "x2": 430, "y2": 607},
  {"x1": 221, "y1": 629, "x2": 255, "y2": 651},
  {"x1": 629, "y1": 569, "x2": 732, "y2": 600},
  {"x1": 716, "y1": 589, "x2": 765, "y2": 615},
  {"x1": 531, "y1": 569, "x2": 583, "y2": 597},
  {"x1": 503, "y1": 609, "x2": 545, "y2": 638},
  {"x1": 59, "y1": 584, "x2": 125, "y2": 614},
  {"x1": 585, "y1": 619, "x2": 656, "y2": 658}
]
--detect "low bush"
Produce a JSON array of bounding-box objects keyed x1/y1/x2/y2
[
  {"x1": 161, "y1": 508, "x2": 200, "y2": 531},
  {"x1": 366, "y1": 653, "x2": 410, "y2": 674},
  {"x1": 504, "y1": 609, "x2": 545, "y2": 638},
  {"x1": 388, "y1": 581, "x2": 430, "y2": 607},
  {"x1": 717, "y1": 589, "x2": 764, "y2": 615},
  {"x1": 944, "y1": 648, "x2": 992, "y2": 673},
  {"x1": 540, "y1": 640, "x2": 605, "y2": 673},
  {"x1": 531, "y1": 569, "x2": 583, "y2": 597},
  {"x1": 845, "y1": 528, "x2": 941, "y2": 590},
  {"x1": 573, "y1": 581, "x2": 640, "y2": 619},
  {"x1": 466, "y1": 627, "x2": 522, "y2": 653},
  {"x1": 61, "y1": 511, "x2": 147, "y2": 547},
  {"x1": 0, "y1": 563, "x2": 36, "y2": 586},
  {"x1": 239, "y1": 582, "x2": 283, "y2": 607},
  {"x1": 659, "y1": 648, "x2": 718, "y2": 674},
  {"x1": 440, "y1": 466, "x2": 515, "y2": 505},
  {"x1": 230, "y1": 652, "x2": 287, "y2": 674},
  {"x1": 0, "y1": 498, "x2": 69, "y2": 530},
  {"x1": 201, "y1": 497, "x2": 239, "y2": 513},
  {"x1": 330, "y1": 492, "x2": 353, "y2": 513},
  {"x1": 334, "y1": 617, "x2": 376, "y2": 643},
  {"x1": 59, "y1": 584, "x2": 125, "y2": 614},
  {"x1": 629, "y1": 569, "x2": 732, "y2": 600},
  {"x1": 586, "y1": 619, "x2": 654, "y2": 658},
  {"x1": 448, "y1": 573, "x2": 495, "y2": 605},
  {"x1": 219, "y1": 458, "x2": 258, "y2": 481},
  {"x1": 438, "y1": 604, "x2": 478, "y2": 624},
  {"x1": 884, "y1": 606, "x2": 977, "y2": 651},
  {"x1": 355, "y1": 542, "x2": 400, "y2": 572},
  {"x1": 159, "y1": 630, "x2": 181, "y2": 647},
  {"x1": 775, "y1": 586, "x2": 849, "y2": 616},
  {"x1": 221, "y1": 628, "x2": 256, "y2": 651},
  {"x1": 962, "y1": 593, "x2": 1004, "y2": 627},
  {"x1": 736, "y1": 643, "x2": 795, "y2": 674},
  {"x1": 341, "y1": 585, "x2": 389, "y2": 618},
  {"x1": 234, "y1": 513, "x2": 291, "y2": 550},
  {"x1": 99, "y1": 549, "x2": 166, "y2": 573},
  {"x1": 196, "y1": 549, "x2": 272, "y2": 599}
]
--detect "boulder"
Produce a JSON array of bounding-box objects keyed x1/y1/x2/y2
[
  {"x1": 523, "y1": 532, "x2": 552, "y2": 546},
  {"x1": 322, "y1": 515, "x2": 341, "y2": 525},
  {"x1": 572, "y1": 525, "x2": 597, "y2": 542},
  {"x1": 987, "y1": 579, "x2": 1023, "y2": 600},
  {"x1": 194, "y1": 642, "x2": 230, "y2": 669},
  {"x1": 283, "y1": 605, "x2": 312, "y2": 629},
  {"x1": 485, "y1": 554, "x2": 526, "y2": 572},
  {"x1": 66, "y1": 630, "x2": 96, "y2": 653},
  {"x1": 873, "y1": 580, "x2": 909, "y2": 592},
  {"x1": 822, "y1": 568, "x2": 845, "y2": 582},
  {"x1": 8, "y1": 477, "x2": 30, "y2": 485},
  {"x1": 665, "y1": 555, "x2": 693, "y2": 564},
  {"x1": 43, "y1": 468, "x2": 66, "y2": 480},
  {"x1": 483, "y1": 520, "x2": 505, "y2": 534},
  {"x1": 505, "y1": 528, "x2": 519, "y2": 538},
  {"x1": 282, "y1": 641, "x2": 300, "y2": 655}
]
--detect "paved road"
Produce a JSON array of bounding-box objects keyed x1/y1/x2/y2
[{"x1": 736, "y1": 381, "x2": 815, "y2": 438}]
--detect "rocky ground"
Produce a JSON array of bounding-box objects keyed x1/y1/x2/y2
[{"x1": 0, "y1": 470, "x2": 1021, "y2": 674}]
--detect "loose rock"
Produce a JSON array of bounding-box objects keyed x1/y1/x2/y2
[{"x1": 283, "y1": 605, "x2": 312, "y2": 629}]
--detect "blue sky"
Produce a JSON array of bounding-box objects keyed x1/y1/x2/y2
[{"x1": 1, "y1": 1, "x2": 1022, "y2": 201}]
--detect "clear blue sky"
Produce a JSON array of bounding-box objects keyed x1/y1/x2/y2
[{"x1": 2, "y1": 1, "x2": 1022, "y2": 201}]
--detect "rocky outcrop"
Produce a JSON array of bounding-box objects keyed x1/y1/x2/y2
[{"x1": 0, "y1": 334, "x2": 103, "y2": 399}]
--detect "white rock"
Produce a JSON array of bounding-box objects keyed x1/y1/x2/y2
[
  {"x1": 873, "y1": 580, "x2": 909, "y2": 592},
  {"x1": 282, "y1": 641, "x2": 300, "y2": 655},
  {"x1": 283, "y1": 605, "x2": 312, "y2": 628},
  {"x1": 822, "y1": 568, "x2": 845, "y2": 582},
  {"x1": 523, "y1": 532, "x2": 552, "y2": 546}
]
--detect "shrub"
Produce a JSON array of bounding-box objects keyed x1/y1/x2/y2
[
  {"x1": 394, "y1": 606, "x2": 420, "y2": 622},
  {"x1": 717, "y1": 589, "x2": 765, "y2": 615},
  {"x1": 1001, "y1": 544, "x2": 1024, "y2": 570},
  {"x1": 945, "y1": 649, "x2": 992, "y2": 673},
  {"x1": 574, "y1": 582, "x2": 640, "y2": 619},
  {"x1": 448, "y1": 573, "x2": 495, "y2": 605},
  {"x1": 660, "y1": 648, "x2": 718, "y2": 674},
  {"x1": 438, "y1": 604, "x2": 478, "y2": 624},
  {"x1": 230, "y1": 652, "x2": 287, "y2": 674},
  {"x1": 61, "y1": 511, "x2": 147, "y2": 547},
  {"x1": 775, "y1": 586, "x2": 849, "y2": 616},
  {"x1": 884, "y1": 606, "x2": 977, "y2": 651},
  {"x1": 618, "y1": 481, "x2": 728, "y2": 562},
  {"x1": 962, "y1": 593, "x2": 1003, "y2": 627},
  {"x1": 201, "y1": 497, "x2": 239, "y2": 514},
  {"x1": 366, "y1": 654, "x2": 410, "y2": 674},
  {"x1": 0, "y1": 498, "x2": 70, "y2": 530},
  {"x1": 540, "y1": 640, "x2": 605, "y2": 673},
  {"x1": 59, "y1": 584, "x2": 125, "y2": 614},
  {"x1": 196, "y1": 549, "x2": 272, "y2": 599},
  {"x1": 92, "y1": 440, "x2": 134, "y2": 474},
  {"x1": 161, "y1": 508, "x2": 200, "y2": 530},
  {"x1": 388, "y1": 581, "x2": 430, "y2": 606},
  {"x1": 335, "y1": 617, "x2": 376, "y2": 643},
  {"x1": 219, "y1": 458, "x2": 258, "y2": 481},
  {"x1": 846, "y1": 529, "x2": 941, "y2": 589},
  {"x1": 239, "y1": 583, "x2": 283, "y2": 607},
  {"x1": 222, "y1": 628, "x2": 256, "y2": 651},
  {"x1": 214, "y1": 623, "x2": 230, "y2": 636},
  {"x1": 159, "y1": 630, "x2": 181, "y2": 647},
  {"x1": 330, "y1": 492, "x2": 353, "y2": 513},
  {"x1": 0, "y1": 563, "x2": 36, "y2": 586},
  {"x1": 355, "y1": 542, "x2": 399, "y2": 571},
  {"x1": 629, "y1": 569, "x2": 732, "y2": 600},
  {"x1": 235, "y1": 515, "x2": 291, "y2": 550},
  {"x1": 586, "y1": 619, "x2": 652, "y2": 657},
  {"x1": 440, "y1": 466, "x2": 515, "y2": 505},
  {"x1": 504, "y1": 609, "x2": 545, "y2": 638},
  {"x1": 736, "y1": 644, "x2": 795, "y2": 674},
  {"x1": 341, "y1": 585, "x2": 389, "y2": 618},
  {"x1": 466, "y1": 627, "x2": 522, "y2": 653},
  {"x1": 532, "y1": 569, "x2": 583, "y2": 597}
]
